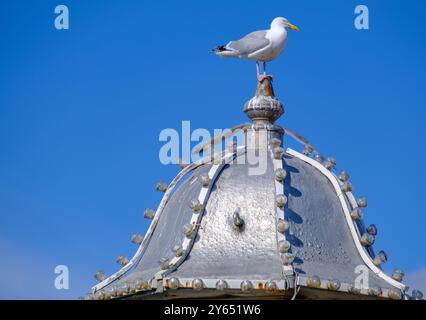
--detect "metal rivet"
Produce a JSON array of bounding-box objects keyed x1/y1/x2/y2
[
  {"x1": 273, "y1": 147, "x2": 285, "y2": 159},
  {"x1": 135, "y1": 280, "x2": 149, "y2": 291},
  {"x1": 144, "y1": 208, "x2": 155, "y2": 219},
  {"x1": 324, "y1": 157, "x2": 336, "y2": 170},
  {"x1": 341, "y1": 182, "x2": 352, "y2": 192},
  {"x1": 411, "y1": 289, "x2": 423, "y2": 300},
  {"x1": 155, "y1": 180, "x2": 168, "y2": 192},
  {"x1": 265, "y1": 281, "x2": 278, "y2": 291},
  {"x1": 169, "y1": 277, "x2": 180, "y2": 289},
  {"x1": 338, "y1": 171, "x2": 350, "y2": 182},
  {"x1": 281, "y1": 252, "x2": 295, "y2": 265},
  {"x1": 314, "y1": 154, "x2": 324, "y2": 163},
  {"x1": 350, "y1": 208, "x2": 363, "y2": 220},
  {"x1": 278, "y1": 240, "x2": 291, "y2": 253},
  {"x1": 303, "y1": 145, "x2": 313, "y2": 156},
  {"x1": 94, "y1": 270, "x2": 106, "y2": 282},
  {"x1": 357, "y1": 197, "x2": 367, "y2": 208},
  {"x1": 270, "y1": 138, "x2": 282, "y2": 148},
  {"x1": 366, "y1": 224, "x2": 378, "y2": 236},
  {"x1": 192, "y1": 279, "x2": 204, "y2": 291},
  {"x1": 233, "y1": 207, "x2": 244, "y2": 229},
  {"x1": 106, "y1": 287, "x2": 117, "y2": 298},
  {"x1": 116, "y1": 255, "x2": 129, "y2": 266},
  {"x1": 348, "y1": 284, "x2": 361, "y2": 294},
  {"x1": 131, "y1": 233, "x2": 143, "y2": 245},
  {"x1": 388, "y1": 289, "x2": 401, "y2": 300},
  {"x1": 216, "y1": 280, "x2": 228, "y2": 291},
  {"x1": 189, "y1": 199, "x2": 202, "y2": 213},
  {"x1": 360, "y1": 233, "x2": 375, "y2": 246},
  {"x1": 119, "y1": 284, "x2": 130, "y2": 296},
  {"x1": 240, "y1": 280, "x2": 253, "y2": 292},
  {"x1": 159, "y1": 258, "x2": 170, "y2": 270},
  {"x1": 373, "y1": 250, "x2": 388, "y2": 266},
  {"x1": 306, "y1": 276, "x2": 321, "y2": 288},
  {"x1": 368, "y1": 286, "x2": 382, "y2": 296},
  {"x1": 327, "y1": 279, "x2": 341, "y2": 291},
  {"x1": 275, "y1": 194, "x2": 287, "y2": 208},
  {"x1": 392, "y1": 269, "x2": 404, "y2": 282},
  {"x1": 183, "y1": 224, "x2": 194, "y2": 237},
  {"x1": 274, "y1": 168, "x2": 287, "y2": 182},
  {"x1": 277, "y1": 219, "x2": 290, "y2": 233},
  {"x1": 200, "y1": 174, "x2": 210, "y2": 187},
  {"x1": 172, "y1": 244, "x2": 184, "y2": 257}
]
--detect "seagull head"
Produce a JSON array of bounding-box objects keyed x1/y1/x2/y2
[{"x1": 271, "y1": 17, "x2": 299, "y2": 31}]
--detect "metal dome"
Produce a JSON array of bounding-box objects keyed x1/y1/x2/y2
[{"x1": 88, "y1": 78, "x2": 407, "y2": 300}]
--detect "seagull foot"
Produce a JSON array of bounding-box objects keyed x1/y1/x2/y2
[{"x1": 257, "y1": 74, "x2": 273, "y2": 82}]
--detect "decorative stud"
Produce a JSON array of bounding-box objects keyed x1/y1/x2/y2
[
  {"x1": 314, "y1": 154, "x2": 324, "y2": 163},
  {"x1": 327, "y1": 279, "x2": 341, "y2": 291},
  {"x1": 357, "y1": 197, "x2": 367, "y2": 208},
  {"x1": 265, "y1": 281, "x2": 278, "y2": 291},
  {"x1": 200, "y1": 174, "x2": 210, "y2": 187},
  {"x1": 144, "y1": 208, "x2": 155, "y2": 219},
  {"x1": 360, "y1": 233, "x2": 375, "y2": 246},
  {"x1": 155, "y1": 180, "x2": 168, "y2": 192},
  {"x1": 411, "y1": 289, "x2": 423, "y2": 300},
  {"x1": 274, "y1": 168, "x2": 287, "y2": 182},
  {"x1": 159, "y1": 258, "x2": 170, "y2": 270},
  {"x1": 275, "y1": 194, "x2": 288, "y2": 208},
  {"x1": 392, "y1": 269, "x2": 404, "y2": 282},
  {"x1": 183, "y1": 223, "x2": 194, "y2": 237},
  {"x1": 338, "y1": 171, "x2": 349, "y2": 182},
  {"x1": 366, "y1": 224, "x2": 378, "y2": 236},
  {"x1": 306, "y1": 276, "x2": 321, "y2": 288},
  {"x1": 232, "y1": 207, "x2": 244, "y2": 229},
  {"x1": 135, "y1": 279, "x2": 149, "y2": 291},
  {"x1": 324, "y1": 157, "x2": 336, "y2": 170},
  {"x1": 348, "y1": 284, "x2": 361, "y2": 294},
  {"x1": 119, "y1": 284, "x2": 130, "y2": 296},
  {"x1": 216, "y1": 280, "x2": 228, "y2": 291},
  {"x1": 131, "y1": 233, "x2": 143, "y2": 245},
  {"x1": 240, "y1": 280, "x2": 253, "y2": 292},
  {"x1": 388, "y1": 289, "x2": 401, "y2": 300},
  {"x1": 172, "y1": 244, "x2": 184, "y2": 257},
  {"x1": 350, "y1": 208, "x2": 363, "y2": 220},
  {"x1": 116, "y1": 255, "x2": 129, "y2": 266},
  {"x1": 341, "y1": 182, "x2": 352, "y2": 192},
  {"x1": 94, "y1": 270, "x2": 106, "y2": 282},
  {"x1": 373, "y1": 250, "x2": 388, "y2": 266},
  {"x1": 368, "y1": 286, "x2": 382, "y2": 297},
  {"x1": 169, "y1": 277, "x2": 180, "y2": 289},
  {"x1": 270, "y1": 138, "x2": 281, "y2": 148},
  {"x1": 189, "y1": 199, "x2": 201, "y2": 213},
  {"x1": 281, "y1": 252, "x2": 295, "y2": 265},
  {"x1": 273, "y1": 147, "x2": 285, "y2": 159},
  {"x1": 278, "y1": 240, "x2": 291, "y2": 253},
  {"x1": 192, "y1": 278, "x2": 204, "y2": 291},
  {"x1": 277, "y1": 219, "x2": 290, "y2": 233},
  {"x1": 106, "y1": 287, "x2": 117, "y2": 298},
  {"x1": 303, "y1": 145, "x2": 313, "y2": 156}
]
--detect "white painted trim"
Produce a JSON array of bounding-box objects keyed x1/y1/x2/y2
[{"x1": 286, "y1": 148, "x2": 405, "y2": 291}]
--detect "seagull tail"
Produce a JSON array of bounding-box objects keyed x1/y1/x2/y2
[{"x1": 212, "y1": 45, "x2": 238, "y2": 58}]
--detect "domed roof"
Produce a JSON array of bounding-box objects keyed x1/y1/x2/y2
[{"x1": 89, "y1": 78, "x2": 407, "y2": 300}]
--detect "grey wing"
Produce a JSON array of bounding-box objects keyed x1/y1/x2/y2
[{"x1": 226, "y1": 30, "x2": 270, "y2": 56}]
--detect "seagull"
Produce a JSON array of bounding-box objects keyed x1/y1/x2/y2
[{"x1": 213, "y1": 17, "x2": 299, "y2": 81}]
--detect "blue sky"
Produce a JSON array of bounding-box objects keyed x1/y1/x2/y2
[{"x1": 0, "y1": 0, "x2": 425, "y2": 299}]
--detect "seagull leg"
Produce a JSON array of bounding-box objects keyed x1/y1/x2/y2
[
  {"x1": 257, "y1": 61, "x2": 271, "y2": 82},
  {"x1": 256, "y1": 61, "x2": 260, "y2": 76}
]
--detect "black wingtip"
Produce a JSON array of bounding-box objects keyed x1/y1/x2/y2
[{"x1": 212, "y1": 45, "x2": 227, "y2": 53}]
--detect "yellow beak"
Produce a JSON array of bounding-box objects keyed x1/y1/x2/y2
[{"x1": 289, "y1": 23, "x2": 299, "y2": 31}]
